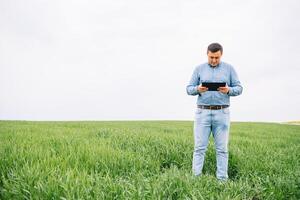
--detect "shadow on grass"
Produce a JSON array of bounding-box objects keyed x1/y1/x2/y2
[
  {"x1": 202, "y1": 148, "x2": 239, "y2": 180},
  {"x1": 157, "y1": 147, "x2": 239, "y2": 180}
]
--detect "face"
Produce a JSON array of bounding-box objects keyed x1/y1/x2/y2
[{"x1": 207, "y1": 50, "x2": 222, "y2": 67}]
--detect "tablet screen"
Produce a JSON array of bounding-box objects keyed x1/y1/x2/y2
[{"x1": 201, "y1": 82, "x2": 226, "y2": 91}]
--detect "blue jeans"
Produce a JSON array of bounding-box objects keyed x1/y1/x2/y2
[{"x1": 192, "y1": 107, "x2": 230, "y2": 180}]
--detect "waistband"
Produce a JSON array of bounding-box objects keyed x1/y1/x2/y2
[{"x1": 197, "y1": 105, "x2": 229, "y2": 110}]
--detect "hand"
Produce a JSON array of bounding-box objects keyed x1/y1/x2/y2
[
  {"x1": 218, "y1": 86, "x2": 229, "y2": 94},
  {"x1": 198, "y1": 85, "x2": 208, "y2": 93}
]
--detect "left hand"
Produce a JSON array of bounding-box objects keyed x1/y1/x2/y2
[{"x1": 218, "y1": 86, "x2": 229, "y2": 94}]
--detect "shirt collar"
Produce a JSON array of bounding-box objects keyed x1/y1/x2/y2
[{"x1": 208, "y1": 62, "x2": 222, "y2": 68}]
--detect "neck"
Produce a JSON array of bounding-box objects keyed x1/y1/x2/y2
[{"x1": 209, "y1": 62, "x2": 221, "y2": 68}]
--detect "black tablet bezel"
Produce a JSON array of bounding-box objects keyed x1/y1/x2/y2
[{"x1": 201, "y1": 82, "x2": 226, "y2": 91}]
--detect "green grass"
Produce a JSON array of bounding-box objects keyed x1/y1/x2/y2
[{"x1": 0, "y1": 121, "x2": 299, "y2": 199}]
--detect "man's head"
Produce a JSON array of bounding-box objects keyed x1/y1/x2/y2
[{"x1": 207, "y1": 43, "x2": 223, "y2": 67}]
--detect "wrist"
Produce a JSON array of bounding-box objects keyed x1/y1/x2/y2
[{"x1": 227, "y1": 87, "x2": 231, "y2": 95}]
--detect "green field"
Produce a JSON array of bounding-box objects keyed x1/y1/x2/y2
[{"x1": 0, "y1": 121, "x2": 299, "y2": 199}]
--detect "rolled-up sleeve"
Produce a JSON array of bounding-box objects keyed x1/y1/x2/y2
[
  {"x1": 228, "y1": 66, "x2": 243, "y2": 96},
  {"x1": 186, "y1": 67, "x2": 200, "y2": 96}
]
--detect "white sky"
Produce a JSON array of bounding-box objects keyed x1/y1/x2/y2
[{"x1": 1, "y1": 0, "x2": 300, "y2": 122}]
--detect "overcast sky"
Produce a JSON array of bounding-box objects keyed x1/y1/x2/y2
[{"x1": 1, "y1": 0, "x2": 300, "y2": 122}]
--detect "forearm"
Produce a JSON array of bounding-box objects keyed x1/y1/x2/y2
[
  {"x1": 186, "y1": 67, "x2": 200, "y2": 96},
  {"x1": 186, "y1": 85, "x2": 199, "y2": 96},
  {"x1": 228, "y1": 66, "x2": 243, "y2": 96},
  {"x1": 228, "y1": 85, "x2": 243, "y2": 96}
]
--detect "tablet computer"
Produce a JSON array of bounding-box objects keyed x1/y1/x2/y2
[{"x1": 201, "y1": 82, "x2": 226, "y2": 91}]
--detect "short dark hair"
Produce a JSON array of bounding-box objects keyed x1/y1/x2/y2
[{"x1": 207, "y1": 43, "x2": 223, "y2": 54}]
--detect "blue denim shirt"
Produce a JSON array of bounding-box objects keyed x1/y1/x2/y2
[{"x1": 186, "y1": 61, "x2": 243, "y2": 106}]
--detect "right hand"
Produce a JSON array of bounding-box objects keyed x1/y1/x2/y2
[{"x1": 197, "y1": 85, "x2": 208, "y2": 93}]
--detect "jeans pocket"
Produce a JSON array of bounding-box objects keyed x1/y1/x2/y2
[
  {"x1": 222, "y1": 108, "x2": 230, "y2": 114},
  {"x1": 195, "y1": 108, "x2": 203, "y2": 115}
]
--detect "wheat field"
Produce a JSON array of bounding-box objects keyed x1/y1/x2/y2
[{"x1": 0, "y1": 121, "x2": 299, "y2": 199}]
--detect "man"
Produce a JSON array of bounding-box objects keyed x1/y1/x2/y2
[{"x1": 186, "y1": 43, "x2": 243, "y2": 181}]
